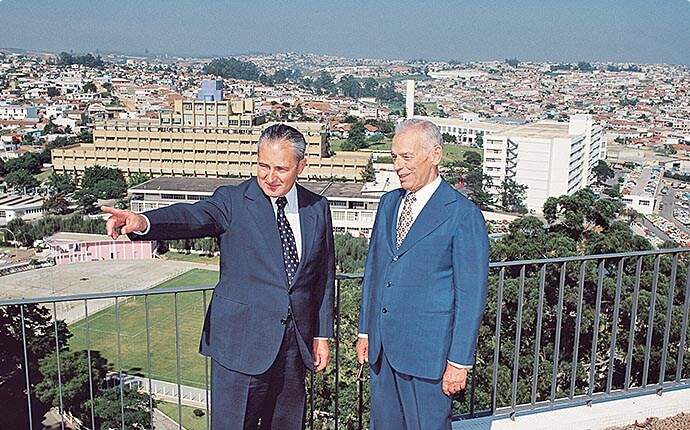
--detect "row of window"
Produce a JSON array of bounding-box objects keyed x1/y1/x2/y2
[{"x1": 99, "y1": 126, "x2": 258, "y2": 135}]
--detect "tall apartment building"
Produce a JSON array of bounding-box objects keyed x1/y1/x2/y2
[
  {"x1": 51, "y1": 98, "x2": 370, "y2": 181},
  {"x1": 483, "y1": 115, "x2": 604, "y2": 212}
]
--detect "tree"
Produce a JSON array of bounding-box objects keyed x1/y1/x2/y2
[
  {"x1": 498, "y1": 179, "x2": 527, "y2": 212},
  {"x1": 0, "y1": 157, "x2": 6, "y2": 177},
  {"x1": 81, "y1": 166, "x2": 126, "y2": 198},
  {"x1": 465, "y1": 172, "x2": 495, "y2": 210},
  {"x1": 505, "y1": 58, "x2": 520, "y2": 68},
  {"x1": 82, "y1": 81, "x2": 97, "y2": 93},
  {"x1": 442, "y1": 133, "x2": 457, "y2": 144},
  {"x1": 127, "y1": 173, "x2": 151, "y2": 188},
  {"x1": 75, "y1": 189, "x2": 98, "y2": 214},
  {"x1": 46, "y1": 172, "x2": 75, "y2": 194},
  {"x1": 347, "y1": 122, "x2": 367, "y2": 150},
  {"x1": 88, "y1": 386, "x2": 155, "y2": 430},
  {"x1": 43, "y1": 119, "x2": 61, "y2": 135},
  {"x1": 338, "y1": 75, "x2": 362, "y2": 99},
  {"x1": 592, "y1": 160, "x2": 614, "y2": 185},
  {"x1": 4, "y1": 152, "x2": 42, "y2": 175},
  {"x1": 202, "y1": 57, "x2": 261, "y2": 82},
  {"x1": 463, "y1": 151, "x2": 482, "y2": 168},
  {"x1": 474, "y1": 135, "x2": 484, "y2": 148},
  {"x1": 43, "y1": 192, "x2": 71, "y2": 215},
  {"x1": 4, "y1": 170, "x2": 39, "y2": 191},
  {"x1": 360, "y1": 158, "x2": 375, "y2": 183},
  {"x1": 36, "y1": 350, "x2": 108, "y2": 422},
  {"x1": 92, "y1": 179, "x2": 125, "y2": 199}
]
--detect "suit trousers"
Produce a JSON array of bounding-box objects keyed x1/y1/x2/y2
[
  {"x1": 210, "y1": 318, "x2": 306, "y2": 430},
  {"x1": 369, "y1": 349, "x2": 452, "y2": 430}
]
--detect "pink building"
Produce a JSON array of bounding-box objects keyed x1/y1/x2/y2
[{"x1": 47, "y1": 232, "x2": 156, "y2": 265}]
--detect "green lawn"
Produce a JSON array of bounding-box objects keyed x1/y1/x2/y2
[
  {"x1": 157, "y1": 402, "x2": 209, "y2": 430},
  {"x1": 332, "y1": 138, "x2": 481, "y2": 164},
  {"x1": 68, "y1": 268, "x2": 219, "y2": 388},
  {"x1": 161, "y1": 252, "x2": 220, "y2": 267},
  {"x1": 35, "y1": 166, "x2": 54, "y2": 182},
  {"x1": 442, "y1": 145, "x2": 483, "y2": 163}
]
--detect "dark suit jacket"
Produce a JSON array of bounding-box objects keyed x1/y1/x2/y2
[
  {"x1": 358, "y1": 179, "x2": 489, "y2": 380},
  {"x1": 133, "y1": 178, "x2": 335, "y2": 375}
]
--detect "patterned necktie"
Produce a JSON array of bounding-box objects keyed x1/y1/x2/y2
[
  {"x1": 396, "y1": 193, "x2": 416, "y2": 249},
  {"x1": 276, "y1": 196, "x2": 299, "y2": 285}
]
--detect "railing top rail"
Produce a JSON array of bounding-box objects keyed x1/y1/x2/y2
[
  {"x1": 1, "y1": 247, "x2": 688, "y2": 307},
  {"x1": 488, "y1": 247, "x2": 690, "y2": 268}
]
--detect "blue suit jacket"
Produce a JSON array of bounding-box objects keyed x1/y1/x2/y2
[
  {"x1": 134, "y1": 178, "x2": 335, "y2": 375},
  {"x1": 358, "y1": 179, "x2": 489, "y2": 380}
]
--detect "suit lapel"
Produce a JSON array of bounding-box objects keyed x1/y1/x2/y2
[
  {"x1": 388, "y1": 189, "x2": 406, "y2": 252},
  {"x1": 244, "y1": 179, "x2": 288, "y2": 284},
  {"x1": 396, "y1": 180, "x2": 454, "y2": 254},
  {"x1": 293, "y1": 185, "x2": 315, "y2": 283}
]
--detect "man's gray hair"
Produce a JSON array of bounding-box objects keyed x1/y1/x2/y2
[
  {"x1": 395, "y1": 119, "x2": 443, "y2": 150},
  {"x1": 258, "y1": 124, "x2": 307, "y2": 161}
]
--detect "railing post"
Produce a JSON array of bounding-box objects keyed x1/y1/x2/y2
[{"x1": 19, "y1": 305, "x2": 33, "y2": 430}]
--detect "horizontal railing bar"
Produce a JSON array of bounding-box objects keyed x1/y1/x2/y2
[{"x1": 488, "y1": 247, "x2": 690, "y2": 268}]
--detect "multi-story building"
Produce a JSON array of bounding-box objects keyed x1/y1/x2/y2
[
  {"x1": 51, "y1": 98, "x2": 371, "y2": 182},
  {"x1": 128, "y1": 176, "x2": 381, "y2": 238},
  {"x1": 0, "y1": 103, "x2": 39, "y2": 121},
  {"x1": 483, "y1": 115, "x2": 604, "y2": 212}
]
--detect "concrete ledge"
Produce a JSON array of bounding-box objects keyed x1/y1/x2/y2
[{"x1": 453, "y1": 386, "x2": 690, "y2": 430}]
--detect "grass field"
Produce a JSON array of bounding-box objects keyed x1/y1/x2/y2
[
  {"x1": 161, "y1": 252, "x2": 220, "y2": 266},
  {"x1": 68, "y1": 268, "x2": 219, "y2": 388},
  {"x1": 157, "y1": 402, "x2": 209, "y2": 430},
  {"x1": 332, "y1": 138, "x2": 481, "y2": 164}
]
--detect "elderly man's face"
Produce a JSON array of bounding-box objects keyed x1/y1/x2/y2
[
  {"x1": 257, "y1": 138, "x2": 306, "y2": 197},
  {"x1": 391, "y1": 128, "x2": 442, "y2": 193}
]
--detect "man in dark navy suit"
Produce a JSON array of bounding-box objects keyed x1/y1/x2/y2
[
  {"x1": 103, "y1": 124, "x2": 335, "y2": 430},
  {"x1": 357, "y1": 119, "x2": 489, "y2": 429}
]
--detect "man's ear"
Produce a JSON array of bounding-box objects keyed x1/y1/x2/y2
[
  {"x1": 431, "y1": 145, "x2": 443, "y2": 165},
  {"x1": 297, "y1": 157, "x2": 307, "y2": 174}
]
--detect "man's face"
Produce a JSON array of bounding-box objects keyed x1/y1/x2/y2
[
  {"x1": 257, "y1": 138, "x2": 306, "y2": 197},
  {"x1": 391, "y1": 128, "x2": 442, "y2": 192}
]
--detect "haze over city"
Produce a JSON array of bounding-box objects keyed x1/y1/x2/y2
[{"x1": 1, "y1": 0, "x2": 690, "y2": 64}]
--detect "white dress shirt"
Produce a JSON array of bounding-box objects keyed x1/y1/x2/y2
[{"x1": 269, "y1": 184, "x2": 302, "y2": 260}]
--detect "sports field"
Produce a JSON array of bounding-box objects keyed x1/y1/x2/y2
[{"x1": 68, "y1": 268, "x2": 219, "y2": 388}]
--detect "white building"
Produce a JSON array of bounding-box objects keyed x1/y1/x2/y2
[
  {"x1": 415, "y1": 115, "x2": 512, "y2": 146},
  {"x1": 0, "y1": 194, "x2": 47, "y2": 226},
  {"x1": 620, "y1": 166, "x2": 662, "y2": 215},
  {"x1": 483, "y1": 115, "x2": 604, "y2": 212},
  {"x1": 0, "y1": 103, "x2": 39, "y2": 121}
]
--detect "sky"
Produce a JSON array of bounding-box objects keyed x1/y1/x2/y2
[{"x1": 1, "y1": 0, "x2": 690, "y2": 65}]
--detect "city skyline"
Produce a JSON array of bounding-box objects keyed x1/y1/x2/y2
[{"x1": 1, "y1": 0, "x2": 690, "y2": 65}]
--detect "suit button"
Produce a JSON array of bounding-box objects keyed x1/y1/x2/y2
[
  {"x1": 386, "y1": 281, "x2": 392, "y2": 288},
  {"x1": 288, "y1": 289, "x2": 293, "y2": 295},
  {"x1": 382, "y1": 308, "x2": 388, "y2": 314},
  {"x1": 392, "y1": 256, "x2": 399, "y2": 261},
  {"x1": 280, "y1": 318, "x2": 287, "y2": 324}
]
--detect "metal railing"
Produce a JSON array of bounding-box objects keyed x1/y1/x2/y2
[{"x1": 1, "y1": 248, "x2": 689, "y2": 429}]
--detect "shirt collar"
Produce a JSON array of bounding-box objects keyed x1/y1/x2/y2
[
  {"x1": 405, "y1": 175, "x2": 441, "y2": 202},
  {"x1": 271, "y1": 183, "x2": 299, "y2": 213}
]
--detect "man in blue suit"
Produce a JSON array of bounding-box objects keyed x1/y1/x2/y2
[
  {"x1": 357, "y1": 119, "x2": 489, "y2": 429},
  {"x1": 103, "y1": 124, "x2": 335, "y2": 429}
]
